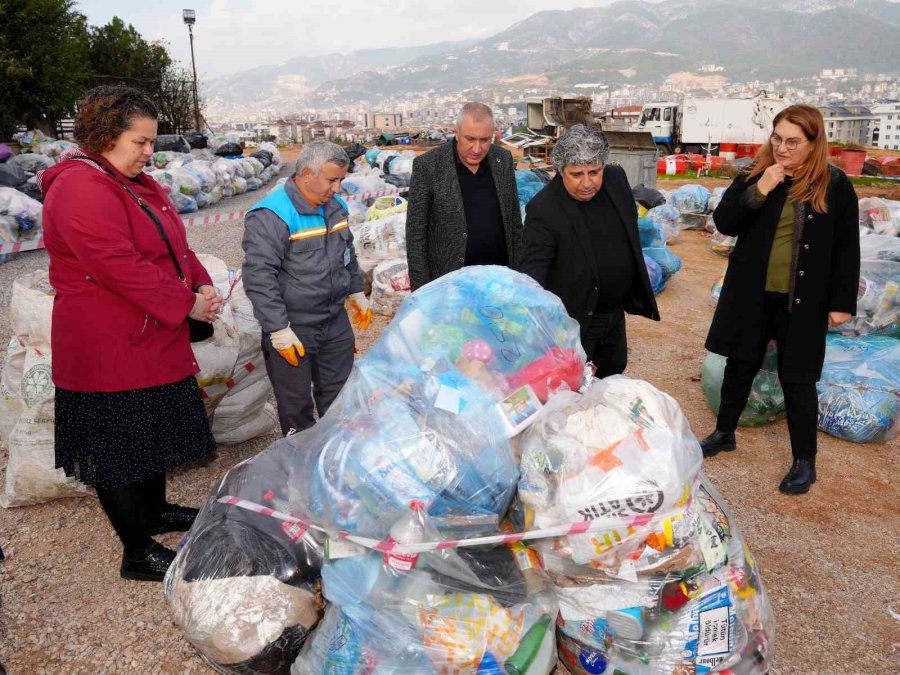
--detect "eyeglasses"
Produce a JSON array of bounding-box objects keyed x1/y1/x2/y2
[{"x1": 770, "y1": 134, "x2": 808, "y2": 151}]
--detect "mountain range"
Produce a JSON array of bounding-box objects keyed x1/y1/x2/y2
[{"x1": 205, "y1": 0, "x2": 900, "y2": 115}]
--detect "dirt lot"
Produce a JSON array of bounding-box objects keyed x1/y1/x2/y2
[{"x1": 0, "y1": 172, "x2": 897, "y2": 673}]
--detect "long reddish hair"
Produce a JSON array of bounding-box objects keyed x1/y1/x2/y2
[{"x1": 748, "y1": 104, "x2": 831, "y2": 213}]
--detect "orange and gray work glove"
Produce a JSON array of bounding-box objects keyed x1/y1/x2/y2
[
  {"x1": 348, "y1": 292, "x2": 373, "y2": 331},
  {"x1": 270, "y1": 326, "x2": 305, "y2": 366}
]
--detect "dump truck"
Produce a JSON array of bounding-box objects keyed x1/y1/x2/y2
[{"x1": 633, "y1": 93, "x2": 789, "y2": 155}]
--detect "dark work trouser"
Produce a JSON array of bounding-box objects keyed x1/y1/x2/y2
[
  {"x1": 582, "y1": 308, "x2": 628, "y2": 380},
  {"x1": 716, "y1": 292, "x2": 818, "y2": 460},
  {"x1": 262, "y1": 311, "x2": 355, "y2": 436}
]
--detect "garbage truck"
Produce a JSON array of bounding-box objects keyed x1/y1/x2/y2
[{"x1": 632, "y1": 92, "x2": 790, "y2": 155}]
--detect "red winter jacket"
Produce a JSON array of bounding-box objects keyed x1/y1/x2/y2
[{"x1": 42, "y1": 152, "x2": 212, "y2": 392}]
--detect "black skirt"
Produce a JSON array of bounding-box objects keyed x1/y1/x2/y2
[{"x1": 55, "y1": 376, "x2": 216, "y2": 489}]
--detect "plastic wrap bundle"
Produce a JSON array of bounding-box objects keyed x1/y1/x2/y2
[
  {"x1": 370, "y1": 258, "x2": 410, "y2": 316},
  {"x1": 210, "y1": 273, "x2": 278, "y2": 446},
  {"x1": 670, "y1": 184, "x2": 711, "y2": 231},
  {"x1": 518, "y1": 377, "x2": 775, "y2": 675},
  {"x1": 646, "y1": 205, "x2": 680, "y2": 244},
  {"x1": 701, "y1": 344, "x2": 785, "y2": 427},
  {"x1": 350, "y1": 196, "x2": 407, "y2": 261},
  {"x1": 830, "y1": 233, "x2": 900, "y2": 338},
  {"x1": 296, "y1": 527, "x2": 559, "y2": 673},
  {"x1": 165, "y1": 454, "x2": 327, "y2": 674},
  {"x1": 0, "y1": 272, "x2": 92, "y2": 507},
  {"x1": 858, "y1": 197, "x2": 899, "y2": 236},
  {"x1": 817, "y1": 335, "x2": 899, "y2": 443},
  {"x1": 0, "y1": 187, "x2": 43, "y2": 262},
  {"x1": 710, "y1": 229, "x2": 737, "y2": 256}
]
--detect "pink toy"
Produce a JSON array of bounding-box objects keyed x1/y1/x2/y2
[{"x1": 461, "y1": 338, "x2": 494, "y2": 364}]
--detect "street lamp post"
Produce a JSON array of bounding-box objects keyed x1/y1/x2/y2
[{"x1": 183, "y1": 9, "x2": 202, "y2": 132}]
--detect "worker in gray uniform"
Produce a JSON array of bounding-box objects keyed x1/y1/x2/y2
[{"x1": 242, "y1": 141, "x2": 372, "y2": 435}]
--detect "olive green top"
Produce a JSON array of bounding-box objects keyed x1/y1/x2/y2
[{"x1": 766, "y1": 192, "x2": 794, "y2": 293}]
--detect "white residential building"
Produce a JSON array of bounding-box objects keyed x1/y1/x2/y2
[
  {"x1": 871, "y1": 102, "x2": 900, "y2": 150},
  {"x1": 818, "y1": 106, "x2": 876, "y2": 146}
]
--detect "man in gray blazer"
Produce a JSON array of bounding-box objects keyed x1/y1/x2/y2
[{"x1": 406, "y1": 102, "x2": 523, "y2": 291}]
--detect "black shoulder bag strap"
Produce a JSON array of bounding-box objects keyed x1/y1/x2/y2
[{"x1": 74, "y1": 155, "x2": 213, "y2": 342}]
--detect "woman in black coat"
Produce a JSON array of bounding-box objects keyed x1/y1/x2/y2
[{"x1": 700, "y1": 105, "x2": 860, "y2": 495}]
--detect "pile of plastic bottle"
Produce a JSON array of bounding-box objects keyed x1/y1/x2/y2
[
  {"x1": 165, "y1": 266, "x2": 588, "y2": 673},
  {"x1": 518, "y1": 376, "x2": 776, "y2": 675},
  {"x1": 146, "y1": 141, "x2": 283, "y2": 213}
]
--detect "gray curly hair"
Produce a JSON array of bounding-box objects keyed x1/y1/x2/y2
[{"x1": 551, "y1": 124, "x2": 609, "y2": 172}]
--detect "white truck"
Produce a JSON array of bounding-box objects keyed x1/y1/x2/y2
[{"x1": 633, "y1": 93, "x2": 789, "y2": 155}]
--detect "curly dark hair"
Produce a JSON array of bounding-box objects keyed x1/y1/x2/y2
[{"x1": 74, "y1": 85, "x2": 158, "y2": 153}]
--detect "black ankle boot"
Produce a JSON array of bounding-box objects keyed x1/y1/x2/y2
[
  {"x1": 145, "y1": 503, "x2": 200, "y2": 535},
  {"x1": 699, "y1": 430, "x2": 737, "y2": 457},
  {"x1": 779, "y1": 458, "x2": 816, "y2": 495},
  {"x1": 120, "y1": 542, "x2": 176, "y2": 582}
]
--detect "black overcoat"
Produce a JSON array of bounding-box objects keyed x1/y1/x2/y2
[
  {"x1": 519, "y1": 167, "x2": 660, "y2": 340},
  {"x1": 706, "y1": 165, "x2": 860, "y2": 383}
]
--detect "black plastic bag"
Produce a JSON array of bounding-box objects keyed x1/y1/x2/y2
[
  {"x1": 215, "y1": 143, "x2": 244, "y2": 157},
  {"x1": 250, "y1": 150, "x2": 273, "y2": 168},
  {"x1": 632, "y1": 185, "x2": 666, "y2": 210},
  {"x1": 155, "y1": 135, "x2": 191, "y2": 153},
  {"x1": 184, "y1": 131, "x2": 209, "y2": 149},
  {"x1": 0, "y1": 162, "x2": 26, "y2": 188}
]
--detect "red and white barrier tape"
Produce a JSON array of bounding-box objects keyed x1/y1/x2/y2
[
  {"x1": 179, "y1": 187, "x2": 409, "y2": 226},
  {"x1": 0, "y1": 236, "x2": 45, "y2": 255},
  {"x1": 217, "y1": 495, "x2": 684, "y2": 555}
]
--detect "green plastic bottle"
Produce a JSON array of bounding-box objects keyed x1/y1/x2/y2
[{"x1": 504, "y1": 614, "x2": 552, "y2": 674}]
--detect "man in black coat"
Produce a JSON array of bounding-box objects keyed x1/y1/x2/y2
[
  {"x1": 405, "y1": 102, "x2": 524, "y2": 291},
  {"x1": 519, "y1": 124, "x2": 660, "y2": 378}
]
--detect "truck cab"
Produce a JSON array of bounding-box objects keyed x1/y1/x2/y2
[{"x1": 635, "y1": 103, "x2": 679, "y2": 154}]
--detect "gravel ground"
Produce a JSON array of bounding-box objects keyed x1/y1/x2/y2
[{"x1": 0, "y1": 164, "x2": 898, "y2": 673}]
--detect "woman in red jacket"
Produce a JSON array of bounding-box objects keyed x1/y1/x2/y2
[{"x1": 41, "y1": 86, "x2": 221, "y2": 581}]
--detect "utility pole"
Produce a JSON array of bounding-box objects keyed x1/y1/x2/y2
[{"x1": 183, "y1": 10, "x2": 201, "y2": 132}]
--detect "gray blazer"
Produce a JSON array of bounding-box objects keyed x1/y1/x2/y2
[{"x1": 405, "y1": 142, "x2": 524, "y2": 291}]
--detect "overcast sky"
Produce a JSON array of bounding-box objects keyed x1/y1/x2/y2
[{"x1": 76, "y1": 0, "x2": 633, "y2": 80}]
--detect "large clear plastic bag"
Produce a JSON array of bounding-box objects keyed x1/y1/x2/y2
[
  {"x1": 0, "y1": 187, "x2": 42, "y2": 237},
  {"x1": 647, "y1": 204, "x2": 680, "y2": 244},
  {"x1": 817, "y1": 335, "x2": 900, "y2": 443},
  {"x1": 701, "y1": 344, "x2": 785, "y2": 427},
  {"x1": 370, "y1": 258, "x2": 410, "y2": 317},
  {"x1": 671, "y1": 185, "x2": 711, "y2": 231},
  {"x1": 165, "y1": 453, "x2": 327, "y2": 674},
  {"x1": 517, "y1": 377, "x2": 774, "y2": 675},
  {"x1": 710, "y1": 229, "x2": 737, "y2": 257},
  {"x1": 830, "y1": 260, "x2": 899, "y2": 337},
  {"x1": 638, "y1": 214, "x2": 682, "y2": 290},
  {"x1": 643, "y1": 254, "x2": 666, "y2": 295},
  {"x1": 296, "y1": 532, "x2": 559, "y2": 674},
  {"x1": 858, "y1": 197, "x2": 900, "y2": 236},
  {"x1": 351, "y1": 196, "x2": 407, "y2": 260}
]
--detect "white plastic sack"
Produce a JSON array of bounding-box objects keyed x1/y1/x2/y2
[{"x1": 370, "y1": 258, "x2": 410, "y2": 317}]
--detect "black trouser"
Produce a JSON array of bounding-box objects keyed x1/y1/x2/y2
[
  {"x1": 262, "y1": 312, "x2": 355, "y2": 436},
  {"x1": 96, "y1": 472, "x2": 167, "y2": 558},
  {"x1": 716, "y1": 293, "x2": 818, "y2": 460},
  {"x1": 582, "y1": 308, "x2": 627, "y2": 379}
]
